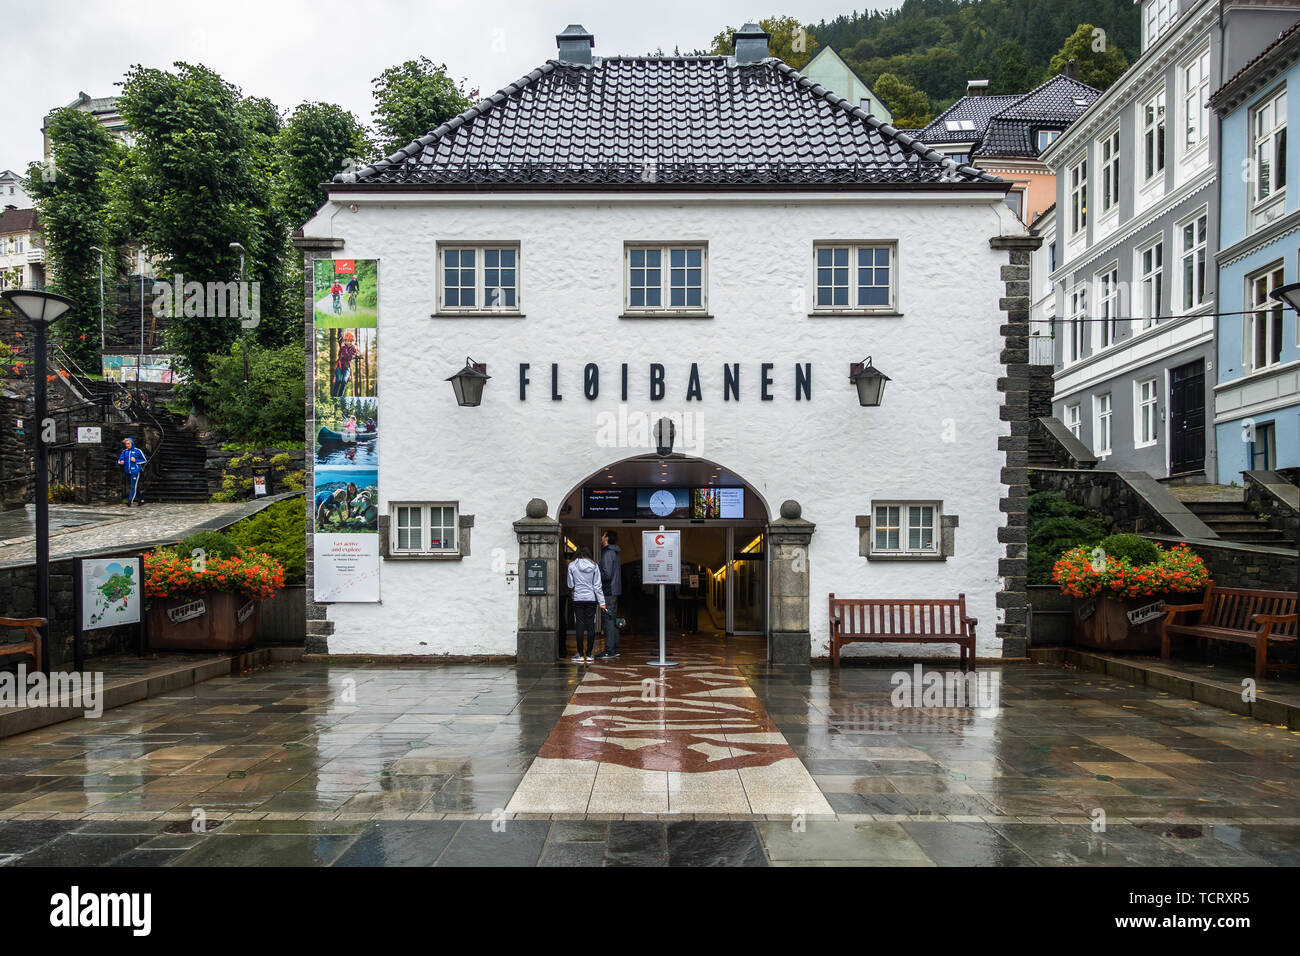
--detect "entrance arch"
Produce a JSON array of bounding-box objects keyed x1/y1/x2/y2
[{"x1": 554, "y1": 453, "x2": 782, "y2": 661}]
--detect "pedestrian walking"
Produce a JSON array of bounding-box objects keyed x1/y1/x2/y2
[
  {"x1": 566, "y1": 546, "x2": 606, "y2": 664},
  {"x1": 117, "y1": 437, "x2": 147, "y2": 506},
  {"x1": 594, "y1": 530, "x2": 623, "y2": 658}
]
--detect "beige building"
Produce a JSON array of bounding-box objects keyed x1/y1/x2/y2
[{"x1": 0, "y1": 207, "x2": 43, "y2": 290}]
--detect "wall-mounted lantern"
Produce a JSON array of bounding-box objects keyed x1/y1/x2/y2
[
  {"x1": 447, "y1": 358, "x2": 490, "y2": 407},
  {"x1": 849, "y1": 356, "x2": 890, "y2": 407}
]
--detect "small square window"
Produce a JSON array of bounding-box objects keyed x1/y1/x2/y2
[
  {"x1": 438, "y1": 244, "x2": 521, "y2": 313},
  {"x1": 626, "y1": 244, "x2": 705, "y2": 313},
  {"x1": 870, "y1": 501, "x2": 941, "y2": 556},
  {"x1": 814, "y1": 243, "x2": 895, "y2": 312},
  {"x1": 390, "y1": 502, "x2": 459, "y2": 555}
]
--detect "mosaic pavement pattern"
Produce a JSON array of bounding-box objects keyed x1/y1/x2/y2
[{"x1": 0, "y1": 636, "x2": 1298, "y2": 864}]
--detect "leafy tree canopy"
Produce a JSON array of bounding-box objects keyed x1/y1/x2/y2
[
  {"x1": 1048, "y1": 23, "x2": 1130, "y2": 91},
  {"x1": 872, "y1": 72, "x2": 931, "y2": 127},
  {"x1": 710, "y1": 16, "x2": 820, "y2": 68},
  {"x1": 371, "y1": 57, "x2": 474, "y2": 155}
]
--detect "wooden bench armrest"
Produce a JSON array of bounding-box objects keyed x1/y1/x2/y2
[
  {"x1": 0, "y1": 617, "x2": 47, "y2": 629},
  {"x1": 1163, "y1": 602, "x2": 1205, "y2": 617},
  {"x1": 1251, "y1": 612, "x2": 1298, "y2": 626},
  {"x1": 962, "y1": 616, "x2": 977, "y2": 626}
]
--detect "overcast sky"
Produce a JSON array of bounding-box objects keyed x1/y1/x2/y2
[{"x1": 0, "y1": 0, "x2": 899, "y2": 175}]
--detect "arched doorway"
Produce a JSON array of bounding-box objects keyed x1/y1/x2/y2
[{"x1": 554, "y1": 454, "x2": 772, "y2": 660}]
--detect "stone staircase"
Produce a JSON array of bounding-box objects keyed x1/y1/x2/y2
[
  {"x1": 145, "y1": 412, "x2": 211, "y2": 503},
  {"x1": 1028, "y1": 433, "x2": 1058, "y2": 468},
  {"x1": 1175, "y1": 487, "x2": 1291, "y2": 546}
]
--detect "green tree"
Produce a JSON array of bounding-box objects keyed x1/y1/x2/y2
[
  {"x1": 993, "y1": 40, "x2": 1033, "y2": 94},
  {"x1": 710, "y1": 16, "x2": 820, "y2": 68},
  {"x1": 276, "y1": 102, "x2": 373, "y2": 231},
  {"x1": 201, "y1": 340, "x2": 305, "y2": 445},
  {"x1": 872, "y1": 72, "x2": 931, "y2": 127},
  {"x1": 371, "y1": 58, "x2": 474, "y2": 155},
  {"x1": 25, "y1": 108, "x2": 120, "y2": 368},
  {"x1": 1048, "y1": 23, "x2": 1130, "y2": 90}
]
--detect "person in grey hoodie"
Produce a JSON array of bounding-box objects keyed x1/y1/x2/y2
[
  {"x1": 595, "y1": 530, "x2": 623, "y2": 659},
  {"x1": 566, "y1": 546, "x2": 606, "y2": 663}
]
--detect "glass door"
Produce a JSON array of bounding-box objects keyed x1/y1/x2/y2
[{"x1": 727, "y1": 527, "x2": 765, "y2": 635}]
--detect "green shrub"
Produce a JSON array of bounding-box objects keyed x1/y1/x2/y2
[
  {"x1": 283, "y1": 470, "x2": 306, "y2": 491},
  {"x1": 1098, "y1": 533, "x2": 1160, "y2": 567},
  {"x1": 1027, "y1": 491, "x2": 1108, "y2": 585},
  {"x1": 201, "y1": 341, "x2": 305, "y2": 446},
  {"x1": 175, "y1": 530, "x2": 241, "y2": 562},
  {"x1": 270, "y1": 453, "x2": 290, "y2": 470},
  {"x1": 226, "y1": 499, "x2": 305, "y2": 585}
]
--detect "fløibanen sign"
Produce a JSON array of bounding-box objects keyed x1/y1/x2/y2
[{"x1": 519, "y1": 362, "x2": 815, "y2": 401}]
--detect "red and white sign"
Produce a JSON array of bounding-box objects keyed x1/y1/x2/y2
[{"x1": 642, "y1": 530, "x2": 680, "y2": 585}]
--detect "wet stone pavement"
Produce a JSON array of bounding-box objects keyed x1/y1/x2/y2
[{"x1": 0, "y1": 639, "x2": 1298, "y2": 866}]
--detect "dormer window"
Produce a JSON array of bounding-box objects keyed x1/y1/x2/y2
[{"x1": 1036, "y1": 129, "x2": 1060, "y2": 151}]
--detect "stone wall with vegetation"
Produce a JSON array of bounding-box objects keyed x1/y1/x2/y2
[{"x1": 202, "y1": 438, "x2": 306, "y2": 501}]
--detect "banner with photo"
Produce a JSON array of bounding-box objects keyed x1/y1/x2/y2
[{"x1": 312, "y1": 258, "x2": 380, "y2": 602}]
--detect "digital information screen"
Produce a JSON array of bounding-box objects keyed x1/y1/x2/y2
[
  {"x1": 583, "y1": 486, "x2": 744, "y2": 520},
  {"x1": 637, "y1": 487, "x2": 691, "y2": 519},
  {"x1": 581, "y1": 487, "x2": 635, "y2": 518},
  {"x1": 691, "y1": 487, "x2": 745, "y2": 518}
]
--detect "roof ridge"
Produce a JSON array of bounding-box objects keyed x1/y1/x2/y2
[
  {"x1": 769, "y1": 60, "x2": 999, "y2": 183},
  {"x1": 992, "y1": 72, "x2": 1101, "y2": 119},
  {"x1": 334, "y1": 61, "x2": 562, "y2": 184}
]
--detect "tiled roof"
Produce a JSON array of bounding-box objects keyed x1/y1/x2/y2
[
  {"x1": 1210, "y1": 18, "x2": 1300, "y2": 108},
  {"x1": 975, "y1": 76, "x2": 1101, "y2": 158},
  {"x1": 916, "y1": 94, "x2": 1021, "y2": 145},
  {"x1": 334, "y1": 57, "x2": 1002, "y2": 189},
  {"x1": 0, "y1": 208, "x2": 37, "y2": 235}
]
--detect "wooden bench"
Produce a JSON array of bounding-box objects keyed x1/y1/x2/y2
[
  {"x1": 1161, "y1": 582, "x2": 1298, "y2": 677},
  {"x1": 0, "y1": 617, "x2": 45, "y2": 674},
  {"x1": 828, "y1": 594, "x2": 976, "y2": 669}
]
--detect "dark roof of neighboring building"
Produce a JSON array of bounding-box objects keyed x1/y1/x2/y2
[
  {"x1": 1210, "y1": 18, "x2": 1300, "y2": 110},
  {"x1": 0, "y1": 207, "x2": 37, "y2": 235},
  {"x1": 333, "y1": 56, "x2": 1003, "y2": 189},
  {"x1": 975, "y1": 75, "x2": 1101, "y2": 158},
  {"x1": 914, "y1": 75, "x2": 1100, "y2": 158}
]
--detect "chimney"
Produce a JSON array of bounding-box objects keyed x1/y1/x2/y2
[
  {"x1": 966, "y1": 79, "x2": 990, "y2": 97},
  {"x1": 1064, "y1": 58, "x2": 1079, "y2": 81},
  {"x1": 556, "y1": 24, "x2": 594, "y2": 64},
  {"x1": 733, "y1": 23, "x2": 770, "y2": 64}
]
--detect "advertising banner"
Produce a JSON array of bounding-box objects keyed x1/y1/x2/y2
[{"x1": 312, "y1": 258, "x2": 380, "y2": 602}]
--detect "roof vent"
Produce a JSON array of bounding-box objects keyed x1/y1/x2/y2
[
  {"x1": 556, "y1": 24, "x2": 595, "y2": 65},
  {"x1": 733, "y1": 23, "x2": 771, "y2": 64},
  {"x1": 1064, "y1": 58, "x2": 1079, "y2": 82},
  {"x1": 966, "y1": 79, "x2": 990, "y2": 97}
]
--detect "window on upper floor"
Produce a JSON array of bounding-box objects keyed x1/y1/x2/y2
[
  {"x1": 1066, "y1": 403, "x2": 1081, "y2": 438},
  {"x1": 1037, "y1": 129, "x2": 1061, "y2": 152},
  {"x1": 1048, "y1": 242, "x2": 1057, "y2": 274},
  {"x1": 1183, "y1": 47, "x2": 1210, "y2": 152},
  {"x1": 1252, "y1": 88, "x2": 1287, "y2": 207},
  {"x1": 813, "y1": 242, "x2": 896, "y2": 313},
  {"x1": 1096, "y1": 265, "x2": 1120, "y2": 349},
  {"x1": 1179, "y1": 211, "x2": 1208, "y2": 313},
  {"x1": 1135, "y1": 378, "x2": 1159, "y2": 447},
  {"x1": 1139, "y1": 238, "x2": 1165, "y2": 329},
  {"x1": 1069, "y1": 159, "x2": 1088, "y2": 237},
  {"x1": 1144, "y1": 0, "x2": 1177, "y2": 50},
  {"x1": 1067, "y1": 284, "x2": 1087, "y2": 364},
  {"x1": 1093, "y1": 393, "x2": 1113, "y2": 457},
  {"x1": 1246, "y1": 263, "x2": 1286, "y2": 372},
  {"x1": 438, "y1": 243, "x2": 520, "y2": 313},
  {"x1": 1101, "y1": 129, "x2": 1121, "y2": 215},
  {"x1": 625, "y1": 243, "x2": 707, "y2": 315},
  {"x1": 1143, "y1": 88, "x2": 1167, "y2": 183}
]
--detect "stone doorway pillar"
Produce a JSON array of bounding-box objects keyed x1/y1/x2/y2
[
  {"x1": 514, "y1": 497, "x2": 560, "y2": 662},
  {"x1": 767, "y1": 499, "x2": 815, "y2": 664}
]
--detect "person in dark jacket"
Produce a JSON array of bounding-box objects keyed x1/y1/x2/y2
[
  {"x1": 566, "y1": 546, "x2": 606, "y2": 664},
  {"x1": 117, "y1": 437, "x2": 147, "y2": 506},
  {"x1": 594, "y1": 530, "x2": 623, "y2": 658}
]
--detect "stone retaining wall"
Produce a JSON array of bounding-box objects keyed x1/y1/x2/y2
[
  {"x1": 1147, "y1": 536, "x2": 1298, "y2": 592},
  {"x1": 202, "y1": 439, "x2": 307, "y2": 500}
]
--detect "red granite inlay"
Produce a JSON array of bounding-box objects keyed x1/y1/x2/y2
[{"x1": 537, "y1": 659, "x2": 795, "y2": 772}]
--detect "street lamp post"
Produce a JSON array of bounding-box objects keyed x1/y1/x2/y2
[
  {"x1": 89, "y1": 245, "x2": 105, "y2": 355},
  {"x1": 230, "y1": 242, "x2": 247, "y2": 383},
  {"x1": 1, "y1": 289, "x2": 77, "y2": 675}
]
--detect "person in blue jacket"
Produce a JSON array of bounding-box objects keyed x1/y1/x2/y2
[{"x1": 117, "y1": 437, "x2": 147, "y2": 506}]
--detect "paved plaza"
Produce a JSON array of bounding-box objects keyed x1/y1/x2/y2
[{"x1": 0, "y1": 634, "x2": 1298, "y2": 866}]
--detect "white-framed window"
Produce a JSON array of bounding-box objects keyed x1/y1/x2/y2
[
  {"x1": 1143, "y1": 88, "x2": 1166, "y2": 183},
  {"x1": 1246, "y1": 263, "x2": 1286, "y2": 371},
  {"x1": 813, "y1": 242, "x2": 896, "y2": 312},
  {"x1": 625, "y1": 243, "x2": 707, "y2": 313},
  {"x1": 1135, "y1": 378, "x2": 1159, "y2": 447},
  {"x1": 1093, "y1": 393, "x2": 1113, "y2": 457},
  {"x1": 390, "y1": 502, "x2": 458, "y2": 555},
  {"x1": 1101, "y1": 129, "x2": 1121, "y2": 214},
  {"x1": 1252, "y1": 88, "x2": 1287, "y2": 206},
  {"x1": 438, "y1": 244, "x2": 520, "y2": 312},
  {"x1": 1067, "y1": 284, "x2": 1087, "y2": 363},
  {"x1": 1037, "y1": 129, "x2": 1061, "y2": 151},
  {"x1": 1066, "y1": 402, "x2": 1082, "y2": 438},
  {"x1": 1069, "y1": 159, "x2": 1088, "y2": 236},
  {"x1": 1182, "y1": 47, "x2": 1210, "y2": 151},
  {"x1": 1179, "y1": 211, "x2": 1207, "y2": 312},
  {"x1": 871, "y1": 502, "x2": 940, "y2": 556},
  {"x1": 1139, "y1": 238, "x2": 1164, "y2": 328},
  {"x1": 1144, "y1": 0, "x2": 1176, "y2": 50},
  {"x1": 1096, "y1": 264, "x2": 1120, "y2": 349}
]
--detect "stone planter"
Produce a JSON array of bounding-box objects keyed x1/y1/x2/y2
[
  {"x1": 1071, "y1": 594, "x2": 1179, "y2": 652},
  {"x1": 148, "y1": 591, "x2": 260, "y2": 651}
]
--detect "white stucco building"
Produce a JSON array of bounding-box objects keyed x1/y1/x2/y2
[{"x1": 298, "y1": 23, "x2": 1035, "y2": 664}]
